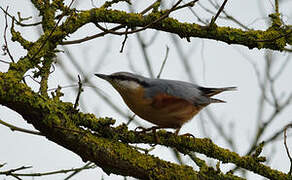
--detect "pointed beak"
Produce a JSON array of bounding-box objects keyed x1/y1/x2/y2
[{"x1": 95, "y1": 73, "x2": 111, "y2": 81}]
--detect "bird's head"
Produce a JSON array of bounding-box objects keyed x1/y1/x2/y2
[{"x1": 95, "y1": 72, "x2": 149, "y2": 93}]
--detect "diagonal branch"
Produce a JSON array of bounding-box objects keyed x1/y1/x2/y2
[{"x1": 58, "y1": 8, "x2": 292, "y2": 51}]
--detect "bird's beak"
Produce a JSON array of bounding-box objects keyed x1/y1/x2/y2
[{"x1": 95, "y1": 73, "x2": 111, "y2": 81}]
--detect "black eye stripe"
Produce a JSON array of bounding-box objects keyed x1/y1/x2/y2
[
  {"x1": 110, "y1": 75, "x2": 150, "y2": 87},
  {"x1": 110, "y1": 75, "x2": 131, "y2": 81}
]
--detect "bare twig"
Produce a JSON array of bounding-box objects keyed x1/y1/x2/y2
[
  {"x1": 284, "y1": 124, "x2": 292, "y2": 175},
  {"x1": 64, "y1": 162, "x2": 94, "y2": 180},
  {"x1": 74, "y1": 75, "x2": 83, "y2": 109},
  {"x1": 22, "y1": 74, "x2": 41, "y2": 84},
  {"x1": 126, "y1": 114, "x2": 136, "y2": 125},
  {"x1": 264, "y1": 125, "x2": 291, "y2": 144},
  {"x1": 0, "y1": 59, "x2": 10, "y2": 64},
  {"x1": 3, "y1": 6, "x2": 15, "y2": 63},
  {"x1": 144, "y1": 32, "x2": 160, "y2": 46},
  {"x1": 199, "y1": 0, "x2": 250, "y2": 30},
  {"x1": 209, "y1": 0, "x2": 228, "y2": 26},
  {"x1": 120, "y1": 27, "x2": 129, "y2": 53},
  {"x1": 61, "y1": 25, "x2": 126, "y2": 45},
  {"x1": 157, "y1": 46, "x2": 169, "y2": 79},
  {"x1": 0, "y1": 165, "x2": 32, "y2": 179},
  {"x1": 136, "y1": 32, "x2": 155, "y2": 78},
  {"x1": 275, "y1": 0, "x2": 279, "y2": 13},
  {"x1": 0, "y1": 7, "x2": 41, "y2": 27},
  {"x1": 0, "y1": 165, "x2": 96, "y2": 178},
  {"x1": 187, "y1": 4, "x2": 208, "y2": 25},
  {"x1": 272, "y1": 53, "x2": 291, "y2": 81},
  {"x1": 0, "y1": 119, "x2": 43, "y2": 136},
  {"x1": 171, "y1": 149, "x2": 184, "y2": 165},
  {"x1": 169, "y1": 35, "x2": 196, "y2": 82},
  {"x1": 62, "y1": 0, "x2": 162, "y2": 45}
]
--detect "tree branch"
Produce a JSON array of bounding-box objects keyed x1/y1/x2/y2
[
  {"x1": 0, "y1": 72, "x2": 289, "y2": 180},
  {"x1": 59, "y1": 8, "x2": 292, "y2": 51}
]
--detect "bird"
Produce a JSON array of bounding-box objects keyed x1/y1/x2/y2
[{"x1": 95, "y1": 72, "x2": 236, "y2": 135}]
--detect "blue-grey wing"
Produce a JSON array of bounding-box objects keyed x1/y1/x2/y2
[{"x1": 144, "y1": 79, "x2": 211, "y2": 105}]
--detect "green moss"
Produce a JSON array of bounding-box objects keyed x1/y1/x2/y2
[{"x1": 269, "y1": 13, "x2": 282, "y2": 28}]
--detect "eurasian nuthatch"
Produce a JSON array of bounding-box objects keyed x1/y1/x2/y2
[{"x1": 95, "y1": 72, "x2": 236, "y2": 134}]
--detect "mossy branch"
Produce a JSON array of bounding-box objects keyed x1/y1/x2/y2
[
  {"x1": 1, "y1": 1, "x2": 292, "y2": 179},
  {"x1": 58, "y1": 8, "x2": 292, "y2": 51},
  {"x1": 0, "y1": 71, "x2": 289, "y2": 179},
  {"x1": 0, "y1": 72, "x2": 246, "y2": 180},
  {"x1": 9, "y1": 5, "x2": 291, "y2": 79}
]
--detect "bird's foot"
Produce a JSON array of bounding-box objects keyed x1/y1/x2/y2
[
  {"x1": 180, "y1": 133, "x2": 195, "y2": 138},
  {"x1": 135, "y1": 126, "x2": 161, "y2": 145},
  {"x1": 134, "y1": 126, "x2": 161, "y2": 133}
]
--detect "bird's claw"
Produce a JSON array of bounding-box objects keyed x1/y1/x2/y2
[
  {"x1": 134, "y1": 126, "x2": 161, "y2": 144},
  {"x1": 134, "y1": 126, "x2": 160, "y2": 133},
  {"x1": 180, "y1": 133, "x2": 195, "y2": 138}
]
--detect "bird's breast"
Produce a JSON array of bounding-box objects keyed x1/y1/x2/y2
[{"x1": 119, "y1": 88, "x2": 202, "y2": 128}]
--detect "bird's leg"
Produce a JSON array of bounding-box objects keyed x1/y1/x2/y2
[
  {"x1": 135, "y1": 126, "x2": 161, "y2": 144},
  {"x1": 174, "y1": 128, "x2": 181, "y2": 135}
]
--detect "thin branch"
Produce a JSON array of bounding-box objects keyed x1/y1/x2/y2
[
  {"x1": 61, "y1": 0, "x2": 163, "y2": 45},
  {"x1": 266, "y1": 53, "x2": 279, "y2": 109},
  {"x1": 0, "y1": 59, "x2": 10, "y2": 64},
  {"x1": 120, "y1": 27, "x2": 129, "y2": 53},
  {"x1": 64, "y1": 162, "x2": 94, "y2": 180},
  {"x1": 0, "y1": 166, "x2": 32, "y2": 179},
  {"x1": 171, "y1": 149, "x2": 184, "y2": 165},
  {"x1": 0, "y1": 119, "x2": 43, "y2": 136},
  {"x1": 169, "y1": 34, "x2": 196, "y2": 82},
  {"x1": 275, "y1": 0, "x2": 279, "y2": 13},
  {"x1": 74, "y1": 75, "x2": 83, "y2": 109},
  {"x1": 136, "y1": 32, "x2": 155, "y2": 78},
  {"x1": 126, "y1": 114, "x2": 136, "y2": 125},
  {"x1": 284, "y1": 124, "x2": 292, "y2": 175},
  {"x1": 23, "y1": 75, "x2": 41, "y2": 84},
  {"x1": 61, "y1": 25, "x2": 125, "y2": 45},
  {"x1": 3, "y1": 6, "x2": 15, "y2": 63},
  {"x1": 209, "y1": 0, "x2": 228, "y2": 26},
  {"x1": 0, "y1": 165, "x2": 96, "y2": 178},
  {"x1": 157, "y1": 46, "x2": 169, "y2": 78},
  {"x1": 221, "y1": 12, "x2": 250, "y2": 30},
  {"x1": 200, "y1": 0, "x2": 250, "y2": 30},
  {"x1": 187, "y1": 3, "x2": 208, "y2": 25},
  {"x1": 0, "y1": 7, "x2": 41, "y2": 27},
  {"x1": 144, "y1": 31, "x2": 159, "y2": 46},
  {"x1": 272, "y1": 53, "x2": 291, "y2": 81}
]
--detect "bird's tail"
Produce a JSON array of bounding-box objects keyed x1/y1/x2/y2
[{"x1": 199, "y1": 86, "x2": 237, "y2": 97}]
